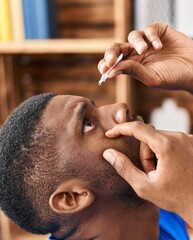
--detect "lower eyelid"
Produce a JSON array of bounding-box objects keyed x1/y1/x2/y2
[{"x1": 83, "y1": 123, "x2": 95, "y2": 133}]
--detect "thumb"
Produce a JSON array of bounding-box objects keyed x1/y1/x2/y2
[
  {"x1": 118, "y1": 60, "x2": 159, "y2": 88},
  {"x1": 103, "y1": 149, "x2": 150, "y2": 197}
]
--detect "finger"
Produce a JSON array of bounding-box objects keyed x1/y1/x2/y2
[
  {"x1": 106, "y1": 121, "x2": 154, "y2": 139},
  {"x1": 106, "y1": 121, "x2": 157, "y2": 173},
  {"x1": 106, "y1": 121, "x2": 162, "y2": 152},
  {"x1": 144, "y1": 23, "x2": 163, "y2": 50},
  {"x1": 140, "y1": 141, "x2": 156, "y2": 173},
  {"x1": 110, "y1": 59, "x2": 161, "y2": 88},
  {"x1": 104, "y1": 43, "x2": 122, "y2": 67},
  {"x1": 98, "y1": 58, "x2": 109, "y2": 74},
  {"x1": 128, "y1": 30, "x2": 148, "y2": 54},
  {"x1": 188, "y1": 134, "x2": 193, "y2": 139},
  {"x1": 108, "y1": 70, "x2": 123, "y2": 79},
  {"x1": 103, "y1": 148, "x2": 150, "y2": 195},
  {"x1": 136, "y1": 115, "x2": 144, "y2": 122},
  {"x1": 140, "y1": 123, "x2": 157, "y2": 172},
  {"x1": 104, "y1": 43, "x2": 135, "y2": 68}
]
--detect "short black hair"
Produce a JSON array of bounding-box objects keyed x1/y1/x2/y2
[
  {"x1": 0, "y1": 93, "x2": 61, "y2": 234},
  {"x1": 0, "y1": 92, "x2": 144, "y2": 236}
]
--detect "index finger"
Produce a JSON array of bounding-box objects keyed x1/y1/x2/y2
[
  {"x1": 106, "y1": 121, "x2": 162, "y2": 151},
  {"x1": 104, "y1": 43, "x2": 121, "y2": 67},
  {"x1": 104, "y1": 43, "x2": 134, "y2": 68}
]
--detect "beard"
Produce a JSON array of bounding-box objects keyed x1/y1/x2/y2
[
  {"x1": 84, "y1": 135, "x2": 142, "y2": 200},
  {"x1": 63, "y1": 132, "x2": 144, "y2": 205}
]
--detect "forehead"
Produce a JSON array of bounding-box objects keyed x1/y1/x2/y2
[
  {"x1": 47, "y1": 95, "x2": 86, "y2": 112},
  {"x1": 41, "y1": 95, "x2": 86, "y2": 127}
]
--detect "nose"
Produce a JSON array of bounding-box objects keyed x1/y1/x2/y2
[
  {"x1": 98, "y1": 102, "x2": 130, "y2": 130},
  {"x1": 115, "y1": 103, "x2": 129, "y2": 124}
]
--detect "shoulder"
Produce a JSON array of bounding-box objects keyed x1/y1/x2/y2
[
  {"x1": 48, "y1": 236, "x2": 59, "y2": 240},
  {"x1": 159, "y1": 209, "x2": 189, "y2": 240}
]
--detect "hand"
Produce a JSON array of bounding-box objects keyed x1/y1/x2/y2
[
  {"x1": 98, "y1": 22, "x2": 193, "y2": 93},
  {"x1": 103, "y1": 121, "x2": 193, "y2": 228}
]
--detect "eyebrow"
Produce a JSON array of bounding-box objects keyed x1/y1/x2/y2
[
  {"x1": 77, "y1": 99, "x2": 95, "y2": 118},
  {"x1": 77, "y1": 102, "x2": 87, "y2": 118},
  {"x1": 74, "y1": 99, "x2": 98, "y2": 128}
]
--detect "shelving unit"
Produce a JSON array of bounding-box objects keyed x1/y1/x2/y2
[
  {"x1": 0, "y1": 38, "x2": 116, "y2": 54},
  {"x1": 0, "y1": 0, "x2": 133, "y2": 126},
  {"x1": 0, "y1": 1, "x2": 133, "y2": 239}
]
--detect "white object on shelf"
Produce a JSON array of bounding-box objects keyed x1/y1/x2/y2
[
  {"x1": 150, "y1": 98, "x2": 191, "y2": 133},
  {"x1": 134, "y1": 0, "x2": 173, "y2": 30},
  {"x1": 175, "y1": 0, "x2": 193, "y2": 38}
]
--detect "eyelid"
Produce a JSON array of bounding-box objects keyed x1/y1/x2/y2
[
  {"x1": 80, "y1": 101, "x2": 97, "y2": 134},
  {"x1": 83, "y1": 117, "x2": 96, "y2": 134},
  {"x1": 78, "y1": 102, "x2": 87, "y2": 118}
]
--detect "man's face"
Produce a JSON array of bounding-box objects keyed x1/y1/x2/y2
[{"x1": 42, "y1": 95, "x2": 141, "y2": 196}]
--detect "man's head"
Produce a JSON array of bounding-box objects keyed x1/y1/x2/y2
[{"x1": 0, "y1": 93, "x2": 158, "y2": 239}]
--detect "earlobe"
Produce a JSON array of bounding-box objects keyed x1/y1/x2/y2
[{"x1": 49, "y1": 180, "x2": 95, "y2": 214}]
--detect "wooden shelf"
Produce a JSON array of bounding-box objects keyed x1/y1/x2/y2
[
  {"x1": 0, "y1": 38, "x2": 116, "y2": 54},
  {"x1": 0, "y1": 1, "x2": 133, "y2": 238}
]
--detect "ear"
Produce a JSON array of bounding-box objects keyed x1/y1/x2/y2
[{"x1": 49, "y1": 179, "x2": 95, "y2": 214}]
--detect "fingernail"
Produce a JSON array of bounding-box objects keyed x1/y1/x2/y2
[
  {"x1": 105, "y1": 131, "x2": 109, "y2": 136},
  {"x1": 105, "y1": 130, "x2": 112, "y2": 136},
  {"x1": 152, "y1": 40, "x2": 162, "y2": 50},
  {"x1": 135, "y1": 42, "x2": 146, "y2": 54},
  {"x1": 103, "y1": 150, "x2": 115, "y2": 165}
]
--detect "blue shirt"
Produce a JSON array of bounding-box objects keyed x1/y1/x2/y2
[
  {"x1": 159, "y1": 209, "x2": 189, "y2": 240},
  {"x1": 48, "y1": 209, "x2": 189, "y2": 240}
]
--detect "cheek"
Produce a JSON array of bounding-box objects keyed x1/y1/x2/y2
[
  {"x1": 80, "y1": 135, "x2": 140, "y2": 171},
  {"x1": 75, "y1": 137, "x2": 139, "y2": 194},
  {"x1": 101, "y1": 136, "x2": 141, "y2": 168},
  {"x1": 80, "y1": 137, "x2": 141, "y2": 171}
]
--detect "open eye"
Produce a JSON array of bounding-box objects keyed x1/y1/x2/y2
[{"x1": 83, "y1": 119, "x2": 95, "y2": 133}]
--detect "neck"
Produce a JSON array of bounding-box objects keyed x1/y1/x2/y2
[
  {"x1": 95, "y1": 197, "x2": 159, "y2": 240},
  {"x1": 53, "y1": 196, "x2": 159, "y2": 240},
  {"x1": 118, "y1": 201, "x2": 159, "y2": 239}
]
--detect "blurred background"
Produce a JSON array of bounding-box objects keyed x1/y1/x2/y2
[{"x1": 0, "y1": 0, "x2": 193, "y2": 239}]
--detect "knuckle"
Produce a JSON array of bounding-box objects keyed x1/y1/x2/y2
[
  {"x1": 135, "y1": 184, "x2": 146, "y2": 198},
  {"x1": 160, "y1": 135, "x2": 173, "y2": 152},
  {"x1": 132, "y1": 121, "x2": 143, "y2": 130},
  {"x1": 128, "y1": 30, "x2": 140, "y2": 42},
  {"x1": 173, "y1": 132, "x2": 188, "y2": 146},
  {"x1": 144, "y1": 23, "x2": 159, "y2": 39},
  {"x1": 148, "y1": 21, "x2": 160, "y2": 29},
  {"x1": 106, "y1": 42, "x2": 120, "y2": 52},
  {"x1": 176, "y1": 131, "x2": 186, "y2": 141},
  {"x1": 161, "y1": 132, "x2": 187, "y2": 152}
]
